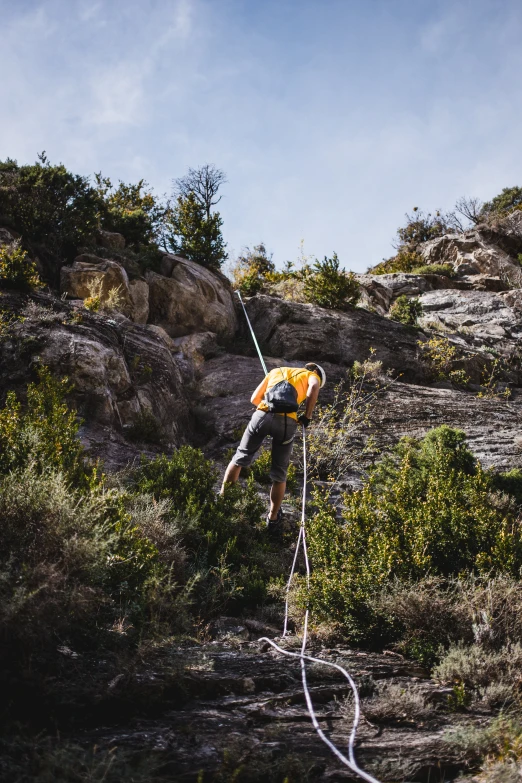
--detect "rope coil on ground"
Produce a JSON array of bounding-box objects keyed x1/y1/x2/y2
[{"x1": 235, "y1": 290, "x2": 381, "y2": 783}]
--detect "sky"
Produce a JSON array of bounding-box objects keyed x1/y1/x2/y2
[{"x1": 1, "y1": 0, "x2": 522, "y2": 272}]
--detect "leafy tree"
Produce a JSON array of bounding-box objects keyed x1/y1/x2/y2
[
  {"x1": 0, "y1": 153, "x2": 101, "y2": 280},
  {"x1": 482, "y1": 186, "x2": 522, "y2": 218},
  {"x1": 174, "y1": 164, "x2": 227, "y2": 220},
  {"x1": 165, "y1": 192, "x2": 227, "y2": 270},
  {"x1": 303, "y1": 253, "x2": 359, "y2": 310},
  {"x1": 94, "y1": 174, "x2": 167, "y2": 249}
]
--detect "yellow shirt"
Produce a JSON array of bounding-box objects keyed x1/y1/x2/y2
[{"x1": 257, "y1": 367, "x2": 315, "y2": 421}]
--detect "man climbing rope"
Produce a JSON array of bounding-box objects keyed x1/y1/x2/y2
[{"x1": 220, "y1": 363, "x2": 326, "y2": 531}]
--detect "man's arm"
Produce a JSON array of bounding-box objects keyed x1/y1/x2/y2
[
  {"x1": 303, "y1": 375, "x2": 320, "y2": 419},
  {"x1": 251, "y1": 375, "x2": 269, "y2": 406}
]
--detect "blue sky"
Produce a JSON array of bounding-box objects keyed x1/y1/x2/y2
[{"x1": 1, "y1": 0, "x2": 521, "y2": 271}]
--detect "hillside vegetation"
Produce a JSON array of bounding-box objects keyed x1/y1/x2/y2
[{"x1": 2, "y1": 156, "x2": 522, "y2": 781}]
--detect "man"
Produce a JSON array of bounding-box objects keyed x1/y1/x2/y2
[{"x1": 220, "y1": 362, "x2": 326, "y2": 530}]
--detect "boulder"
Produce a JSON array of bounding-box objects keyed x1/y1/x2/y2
[
  {"x1": 419, "y1": 228, "x2": 517, "y2": 278},
  {"x1": 242, "y1": 295, "x2": 425, "y2": 383},
  {"x1": 128, "y1": 279, "x2": 149, "y2": 324},
  {"x1": 96, "y1": 229, "x2": 126, "y2": 252},
  {"x1": 172, "y1": 331, "x2": 222, "y2": 373},
  {"x1": 60, "y1": 258, "x2": 131, "y2": 311},
  {"x1": 146, "y1": 255, "x2": 237, "y2": 338},
  {"x1": 0, "y1": 294, "x2": 191, "y2": 468}
]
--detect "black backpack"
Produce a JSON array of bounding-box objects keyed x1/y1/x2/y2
[{"x1": 264, "y1": 369, "x2": 305, "y2": 414}]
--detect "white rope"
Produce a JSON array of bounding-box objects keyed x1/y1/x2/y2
[
  {"x1": 237, "y1": 298, "x2": 380, "y2": 782},
  {"x1": 235, "y1": 290, "x2": 268, "y2": 376}
]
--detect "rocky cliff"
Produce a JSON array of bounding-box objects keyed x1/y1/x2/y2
[{"x1": 2, "y1": 216, "x2": 522, "y2": 476}]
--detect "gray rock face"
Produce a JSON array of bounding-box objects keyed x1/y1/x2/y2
[
  {"x1": 419, "y1": 289, "x2": 522, "y2": 342},
  {"x1": 146, "y1": 255, "x2": 237, "y2": 338},
  {"x1": 128, "y1": 279, "x2": 149, "y2": 324},
  {"x1": 0, "y1": 293, "x2": 191, "y2": 469},
  {"x1": 196, "y1": 352, "x2": 522, "y2": 471},
  {"x1": 357, "y1": 272, "x2": 460, "y2": 315},
  {"x1": 243, "y1": 295, "x2": 424, "y2": 383},
  {"x1": 419, "y1": 227, "x2": 517, "y2": 278}
]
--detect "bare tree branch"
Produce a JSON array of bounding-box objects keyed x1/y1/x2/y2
[{"x1": 174, "y1": 164, "x2": 227, "y2": 220}]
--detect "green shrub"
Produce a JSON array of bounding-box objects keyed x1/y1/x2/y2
[
  {"x1": 418, "y1": 335, "x2": 470, "y2": 385},
  {"x1": 124, "y1": 410, "x2": 163, "y2": 444},
  {"x1": 482, "y1": 186, "x2": 522, "y2": 218},
  {"x1": 231, "y1": 243, "x2": 276, "y2": 295},
  {"x1": 494, "y1": 468, "x2": 522, "y2": 505},
  {"x1": 250, "y1": 448, "x2": 297, "y2": 492},
  {"x1": 0, "y1": 366, "x2": 85, "y2": 483},
  {"x1": 370, "y1": 250, "x2": 423, "y2": 275},
  {"x1": 305, "y1": 427, "x2": 522, "y2": 642},
  {"x1": 0, "y1": 242, "x2": 42, "y2": 290},
  {"x1": 411, "y1": 263, "x2": 455, "y2": 277},
  {"x1": 134, "y1": 446, "x2": 218, "y2": 513},
  {"x1": 0, "y1": 155, "x2": 100, "y2": 267},
  {"x1": 396, "y1": 209, "x2": 448, "y2": 248},
  {"x1": 303, "y1": 253, "x2": 359, "y2": 310},
  {"x1": 389, "y1": 295, "x2": 423, "y2": 325}
]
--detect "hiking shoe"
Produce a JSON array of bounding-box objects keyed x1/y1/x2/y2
[{"x1": 266, "y1": 508, "x2": 284, "y2": 534}]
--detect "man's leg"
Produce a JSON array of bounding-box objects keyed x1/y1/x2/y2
[
  {"x1": 220, "y1": 411, "x2": 267, "y2": 495},
  {"x1": 220, "y1": 461, "x2": 241, "y2": 494},
  {"x1": 268, "y1": 480, "x2": 286, "y2": 521},
  {"x1": 268, "y1": 416, "x2": 297, "y2": 524}
]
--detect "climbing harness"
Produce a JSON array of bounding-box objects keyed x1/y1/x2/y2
[{"x1": 235, "y1": 291, "x2": 381, "y2": 783}]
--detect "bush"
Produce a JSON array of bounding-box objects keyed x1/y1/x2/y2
[
  {"x1": 370, "y1": 250, "x2": 423, "y2": 275},
  {"x1": 0, "y1": 366, "x2": 85, "y2": 483},
  {"x1": 389, "y1": 295, "x2": 423, "y2": 325},
  {"x1": 494, "y1": 469, "x2": 522, "y2": 505},
  {"x1": 250, "y1": 448, "x2": 297, "y2": 492},
  {"x1": 0, "y1": 155, "x2": 100, "y2": 269},
  {"x1": 418, "y1": 335, "x2": 470, "y2": 385},
  {"x1": 434, "y1": 642, "x2": 522, "y2": 691},
  {"x1": 305, "y1": 427, "x2": 522, "y2": 642},
  {"x1": 396, "y1": 208, "x2": 448, "y2": 249},
  {"x1": 411, "y1": 263, "x2": 455, "y2": 277},
  {"x1": 482, "y1": 186, "x2": 522, "y2": 218},
  {"x1": 358, "y1": 681, "x2": 435, "y2": 724},
  {"x1": 302, "y1": 253, "x2": 359, "y2": 310},
  {"x1": 95, "y1": 174, "x2": 167, "y2": 249},
  {"x1": 231, "y1": 243, "x2": 275, "y2": 295},
  {"x1": 0, "y1": 242, "x2": 42, "y2": 290}
]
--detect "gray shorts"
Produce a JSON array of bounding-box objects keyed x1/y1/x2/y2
[{"x1": 232, "y1": 410, "x2": 298, "y2": 483}]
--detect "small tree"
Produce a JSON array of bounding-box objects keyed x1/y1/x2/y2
[
  {"x1": 165, "y1": 192, "x2": 227, "y2": 270},
  {"x1": 482, "y1": 186, "x2": 522, "y2": 219},
  {"x1": 174, "y1": 164, "x2": 227, "y2": 221},
  {"x1": 95, "y1": 174, "x2": 166, "y2": 248},
  {"x1": 232, "y1": 243, "x2": 275, "y2": 295},
  {"x1": 395, "y1": 208, "x2": 448, "y2": 250},
  {"x1": 303, "y1": 253, "x2": 359, "y2": 310}
]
